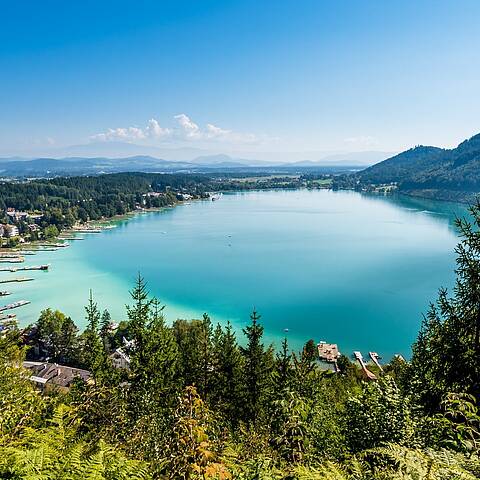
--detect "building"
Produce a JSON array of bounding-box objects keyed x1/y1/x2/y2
[
  {"x1": 110, "y1": 348, "x2": 131, "y2": 370},
  {"x1": 317, "y1": 341, "x2": 340, "y2": 362},
  {"x1": 109, "y1": 336, "x2": 134, "y2": 370},
  {"x1": 3, "y1": 225, "x2": 19, "y2": 237},
  {"x1": 23, "y1": 361, "x2": 93, "y2": 392},
  {"x1": 0, "y1": 225, "x2": 4, "y2": 237},
  {"x1": 6, "y1": 209, "x2": 29, "y2": 222}
]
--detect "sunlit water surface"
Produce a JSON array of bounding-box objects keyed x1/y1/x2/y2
[{"x1": 6, "y1": 189, "x2": 470, "y2": 358}]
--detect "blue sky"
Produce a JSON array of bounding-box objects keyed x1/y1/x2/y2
[{"x1": 1, "y1": 0, "x2": 479, "y2": 159}]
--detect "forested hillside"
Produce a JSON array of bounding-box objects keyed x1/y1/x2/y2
[
  {"x1": 2, "y1": 202, "x2": 480, "y2": 478},
  {"x1": 335, "y1": 133, "x2": 480, "y2": 202}
]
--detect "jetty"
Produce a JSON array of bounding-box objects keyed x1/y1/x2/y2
[
  {"x1": 0, "y1": 277, "x2": 34, "y2": 284},
  {"x1": 37, "y1": 242, "x2": 69, "y2": 248},
  {"x1": 0, "y1": 264, "x2": 49, "y2": 273},
  {"x1": 368, "y1": 352, "x2": 384, "y2": 372},
  {"x1": 0, "y1": 257, "x2": 24, "y2": 263},
  {"x1": 353, "y1": 351, "x2": 377, "y2": 381},
  {"x1": 317, "y1": 341, "x2": 341, "y2": 371},
  {"x1": 0, "y1": 300, "x2": 30, "y2": 312},
  {"x1": 70, "y1": 227, "x2": 102, "y2": 233}
]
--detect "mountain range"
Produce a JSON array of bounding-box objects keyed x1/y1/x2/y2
[{"x1": 0, "y1": 151, "x2": 391, "y2": 178}]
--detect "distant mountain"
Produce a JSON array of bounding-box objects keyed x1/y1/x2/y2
[
  {"x1": 0, "y1": 156, "x2": 196, "y2": 177},
  {"x1": 354, "y1": 133, "x2": 480, "y2": 202},
  {"x1": 0, "y1": 154, "x2": 332, "y2": 177}
]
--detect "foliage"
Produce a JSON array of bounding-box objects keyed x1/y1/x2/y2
[{"x1": 409, "y1": 200, "x2": 480, "y2": 410}]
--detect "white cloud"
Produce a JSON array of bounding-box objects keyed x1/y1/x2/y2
[
  {"x1": 174, "y1": 113, "x2": 201, "y2": 139},
  {"x1": 91, "y1": 126, "x2": 147, "y2": 142},
  {"x1": 91, "y1": 114, "x2": 264, "y2": 145},
  {"x1": 146, "y1": 118, "x2": 171, "y2": 138}
]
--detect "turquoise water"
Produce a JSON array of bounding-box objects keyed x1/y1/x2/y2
[{"x1": 2, "y1": 189, "x2": 470, "y2": 359}]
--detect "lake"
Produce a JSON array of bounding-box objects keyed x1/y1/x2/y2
[{"x1": 4, "y1": 189, "x2": 470, "y2": 359}]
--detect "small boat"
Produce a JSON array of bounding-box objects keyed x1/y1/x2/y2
[{"x1": 0, "y1": 291, "x2": 11, "y2": 297}]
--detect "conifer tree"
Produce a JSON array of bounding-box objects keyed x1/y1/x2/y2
[
  {"x1": 211, "y1": 321, "x2": 244, "y2": 425},
  {"x1": 241, "y1": 308, "x2": 275, "y2": 425},
  {"x1": 83, "y1": 290, "x2": 105, "y2": 376},
  {"x1": 276, "y1": 337, "x2": 293, "y2": 393},
  {"x1": 99, "y1": 309, "x2": 112, "y2": 353},
  {"x1": 126, "y1": 273, "x2": 152, "y2": 355}
]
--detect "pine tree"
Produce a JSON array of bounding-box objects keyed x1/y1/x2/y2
[
  {"x1": 241, "y1": 308, "x2": 274, "y2": 425},
  {"x1": 276, "y1": 336, "x2": 293, "y2": 393},
  {"x1": 211, "y1": 321, "x2": 244, "y2": 425},
  {"x1": 126, "y1": 273, "x2": 152, "y2": 355},
  {"x1": 200, "y1": 313, "x2": 212, "y2": 399},
  {"x1": 83, "y1": 290, "x2": 105, "y2": 376},
  {"x1": 100, "y1": 309, "x2": 112, "y2": 353}
]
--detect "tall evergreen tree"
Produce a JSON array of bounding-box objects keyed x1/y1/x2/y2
[
  {"x1": 276, "y1": 337, "x2": 293, "y2": 393},
  {"x1": 99, "y1": 309, "x2": 112, "y2": 353},
  {"x1": 241, "y1": 309, "x2": 275, "y2": 425},
  {"x1": 83, "y1": 290, "x2": 105, "y2": 376},
  {"x1": 211, "y1": 321, "x2": 244, "y2": 425},
  {"x1": 126, "y1": 274, "x2": 152, "y2": 355}
]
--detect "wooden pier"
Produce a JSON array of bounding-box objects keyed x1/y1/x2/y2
[
  {"x1": 0, "y1": 300, "x2": 31, "y2": 312},
  {"x1": 0, "y1": 257, "x2": 24, "y2": 263},
  {"x1": 368, "y1": 352, "x2": 384, "y2": 372},
  {"x1": 0, "y1": 264, "x2": 49, "y2": 273},
  {"x1": 0, "y1": 277, "x2": 34, "y2": 284},
  {"x1": 353, "y1": 351, "x2": 377, "y2": 381}
]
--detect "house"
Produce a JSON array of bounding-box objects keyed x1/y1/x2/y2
[
  {"x1": 317, "y1": 341, "x2": 340, "y2": 363},
  {"x1": 109, "y1": 337, "x2": 134, "y2": 369},
  {"x1": 3, "y1": 225, "x2": 19, "y2": 237},
  {"x1": 6, "y1": 209, "x2": 29, "y2": 222},
  {"x1": 23, "y1": 361, "x2": 93, "y2": 392},
  {"x1": 110, "y1": 348, "x2": 131, "y2": 370}
]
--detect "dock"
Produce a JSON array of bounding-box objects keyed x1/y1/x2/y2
[
  {"x1": 317, "y1": 341, "x2": 341, "y2": 371},
  {"x1": 0, "y1": 257, "x2": 24, "y2": 263},
  {"x1": 58, "y1": 236, "x2": 84, "y2": 241},
  {"x1": 368, "y1": 352, "x2": 384, "y2": 372},
  {"x1": 353, "y1": 351, "x2": 377, "y2": 381},
  {"x1": 0, "y1": 277, "x2": 34, "y2": 284},
  {"x1": 0, "y1": 264, "x2": 50, "y2": 273},
  {"x1": 0, "y1": 300, "x2": 31, "y2": 312},
  {"x1": 37, "y1": 243, "x2": 69, "y2": 248}
]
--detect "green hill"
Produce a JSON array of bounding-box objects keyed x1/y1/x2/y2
[{"x1": 351, "y1": 133, "x2": 480, "y2": 202}]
